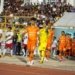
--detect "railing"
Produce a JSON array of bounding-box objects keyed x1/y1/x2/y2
[{"x1": 0, "y1": 16, "x2": 33, "y2": 30}]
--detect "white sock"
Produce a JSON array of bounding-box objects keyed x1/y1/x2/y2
[
  {"x1": 22, "y1": 49, "x2": 25, "y2": 56},
  {"x1": 10, "y1": 50, "x2": 13, "y2": 56},
  {"x1": 30, "y1": 60, "x2": 34, "y2": 65},
  {"x1": 3, "y1": 49, "x2": 6, "y2": 56},
  {"x1": 26, "y1": 50, "x2": 28, "y2": 56},
  {"x1": 0, "y1": 49, "x2": 1, "y2": 55}
]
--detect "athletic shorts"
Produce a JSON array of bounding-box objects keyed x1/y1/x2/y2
[
  {"x1": 5, "y1": 43, "x2": 13, "y2": 49},
  {"x1": 27, "y1": 40, "x2": 36, "y2": 51},
  {"x1": 38, "y1": 42, "x2": 47, "y2": 51}
]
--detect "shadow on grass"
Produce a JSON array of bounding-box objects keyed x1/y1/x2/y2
[{"x1": 16, "y1": 56, "x2": 27, "y2": 63}]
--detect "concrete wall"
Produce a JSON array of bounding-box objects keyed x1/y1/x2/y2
[
  {"x1": 67, "y1": 0, "x2": 75, "y2": 7},
  {"x1": 30, "y1": 0, "x2": 43, "y2": 4},
  {"x1": 24, "y1": 0, "x2": 30, "y2": 3},
  {"x1": 0, "y1": 0, "x2": 4, "y2": 14},
  {"x1": 55, "y1": 28, "x2": 75, "y2": 39}
]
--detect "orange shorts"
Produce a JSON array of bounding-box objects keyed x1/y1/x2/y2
[
  {"x1": 46, "y1": 41, "x2": 52, "y2": 50},
  {"x1": 59, "y1": 45, "x2": 66, "y2": 51},
  {"x1": 5, "y1": 43, "x2": 13, "y2": 49},
  {"x1": 27, "y1": 40, "x2": 36, "y2": 51},
  {"x1": 72, "y1": 46, "x2": 75, "y2": 56}
]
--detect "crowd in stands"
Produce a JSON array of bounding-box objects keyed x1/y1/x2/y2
[{"x1": 0, "y1": 0, "x2": 73, "y2": 27}]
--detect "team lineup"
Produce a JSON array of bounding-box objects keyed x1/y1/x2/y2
[{"x1": 0, "y1": 20, "x2": 75, "y2": 66}]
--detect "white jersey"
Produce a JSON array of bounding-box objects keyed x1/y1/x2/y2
[
  {"x1": 5, "y1": 31, "x2": 13, "y2": 44},
  {"x1": 51, "y1": 40, "x2": 57, "y2": 48},
  {"x1": 0, "y1": 29, "x2": 3, "y2": 34},
  {"x1": 23, "y1": 33, "x2": 28, "y2": 44}
]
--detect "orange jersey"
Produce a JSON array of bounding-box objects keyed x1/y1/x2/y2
[
  {"x1": 72, "y1": 39, "x2": 75, "y2": 50},
  {"x1": 72, "y1": 39, "x2": 75, "y2": 56},
  {"x1": 26, "y1": 25, "x2": 39, "y2": 51},
  {"x1": 47, "y1": 29, "x2": 54, "y2": 40},
  {"x1": 59, "y1": 35, "x2": 66, "y2": 51},
  {"x1": 26, "y1": 25, "x2": 39, "y2": 41},
  {"x1": 66, "y1": 37, "x2": 72, "y2": 49},
  {"x1": 47, "y1": 29, "x2": 54, "y2": 49}
]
